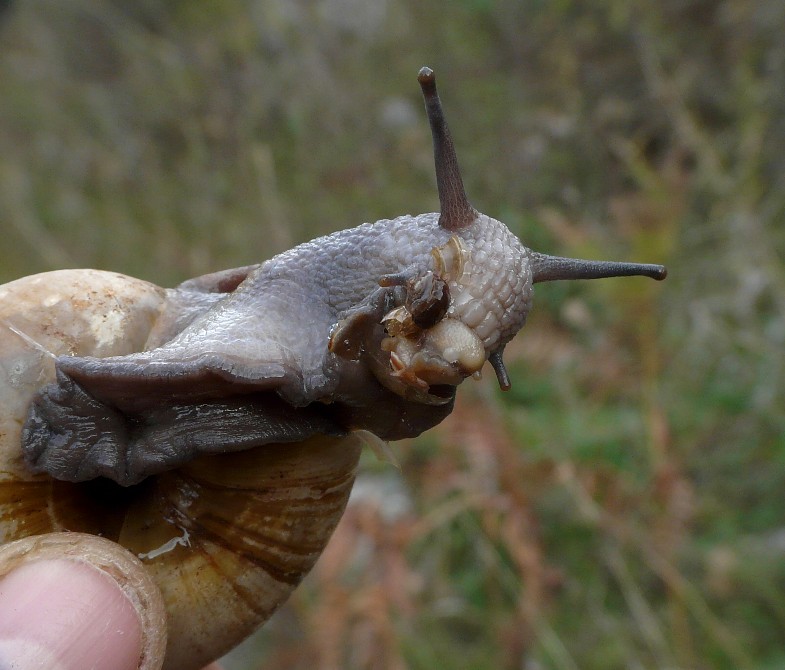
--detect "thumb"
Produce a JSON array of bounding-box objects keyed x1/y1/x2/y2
[{"x1": 0, "y1": 533, "x2": 167, "y2": 670}]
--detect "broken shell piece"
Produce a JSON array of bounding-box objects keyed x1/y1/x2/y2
[
  {"x1": 431, "y1": 235, "x2": 469, "y2": 283},
  {"x1": 382, "y1": 305, "x2": 418, "y2": 338},
  {"x1": 405, "y1": 272, "x2": 450, "y2": 329},
  {"x1": 352, "y1": 429, "x2": 401, "y2": 468}
]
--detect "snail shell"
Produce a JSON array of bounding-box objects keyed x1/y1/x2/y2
[{"x1": 0, "y1": 269, "x2": 362, "y2": 670}]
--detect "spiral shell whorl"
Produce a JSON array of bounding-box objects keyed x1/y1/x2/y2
[{"x1": 123, "y1": 435, "x2": 361, "y2": 668}]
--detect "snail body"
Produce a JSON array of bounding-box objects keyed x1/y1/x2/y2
[
  {"x1": 0, "y1": 68, "x2": 666, "y2": 669},
  {"x1": 23, "y1": 211, "x2": 533, "y2": 485}
]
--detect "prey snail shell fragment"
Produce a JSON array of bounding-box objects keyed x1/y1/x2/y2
[{"x1": 0, "y1": 68, "x2": 666, "y2": 669}]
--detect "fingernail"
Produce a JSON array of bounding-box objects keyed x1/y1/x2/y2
[{"x1": 0, "y1": 558, "x2": 143, "y2": 670}]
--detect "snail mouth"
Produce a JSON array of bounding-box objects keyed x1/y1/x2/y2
[{"x1": 427, "y1": 384, "x2": 455, "y2": 400}]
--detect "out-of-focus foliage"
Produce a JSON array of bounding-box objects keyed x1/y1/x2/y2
[{"x1": 1, "y1": 0, "x2": 784, "y2": 668}]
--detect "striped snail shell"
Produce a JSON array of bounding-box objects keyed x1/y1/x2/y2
[{"x1": 0, "y1": 269, "x2": 362, "y2": 670}]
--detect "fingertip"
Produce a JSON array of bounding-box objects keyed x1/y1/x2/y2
[
  {"x1": 0, "y1": 559, "x2": 142, "y2": 670},
  {"x1": 0, "y1": 533, "x2": 166, "y2": 670}
]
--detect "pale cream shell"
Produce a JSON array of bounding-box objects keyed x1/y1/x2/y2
[{"x1": 0, "y1": 270, "x2": 362, "y2": 670}]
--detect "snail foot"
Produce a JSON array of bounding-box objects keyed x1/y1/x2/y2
[{"x1": 22, "y1": 368, "x2": 134, "y2": 485}]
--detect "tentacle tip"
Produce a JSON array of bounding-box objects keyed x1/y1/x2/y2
[
  {"x1": 417, "y1": 66, "x2": 434, "y2": 84},
  {"x1": 379, "y1": 273, "x2": 408, "y2": 288},
  {"x1": 488, "y1": 351, "x2": 512, "y2": 392},
  {"x1": 652, "y1": 265, "x2": 668, "y2": 281},
  {"x1": 418, "y1": 67, "x2": 437, "y2": 99}
]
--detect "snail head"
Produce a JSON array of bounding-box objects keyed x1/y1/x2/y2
[{"x1": 362, "y1": 67, "x2": 667, "y2": 400}]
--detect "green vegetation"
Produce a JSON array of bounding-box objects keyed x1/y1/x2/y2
[{"x1": 1, "y1": 1, "x2": 783, "y2": 668}]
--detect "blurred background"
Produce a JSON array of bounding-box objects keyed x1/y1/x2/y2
[{"x1": 1, "y1": 1, "x2": 784, "y2": 668}]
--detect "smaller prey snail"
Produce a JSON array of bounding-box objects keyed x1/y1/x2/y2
[{"x1": 0, "y1": 67, "x2": 666, "y2": 669}]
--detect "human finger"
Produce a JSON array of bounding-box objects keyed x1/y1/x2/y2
[{"x1": 0, "y1": 532, "x2": 167, "y2": 670}]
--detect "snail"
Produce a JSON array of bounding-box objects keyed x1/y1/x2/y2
[{"x1": 0, "y1": 67, "x2": 666, "y2": 669}]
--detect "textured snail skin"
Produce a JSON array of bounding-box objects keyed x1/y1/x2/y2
[
  {"x1": 0, "y1": 269, "x2": 362, "y2": 670},
  {"x1": 22, "y1": 212, "x2": 532, "y2": 486}
]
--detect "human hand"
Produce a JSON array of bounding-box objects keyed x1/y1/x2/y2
[{"x1": 0, "y1": 533, "x2": 223, "y2": 670}]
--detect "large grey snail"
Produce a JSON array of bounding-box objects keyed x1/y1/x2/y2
[{"x1": 0, "y1": 67, "x2": 666, "y2": 669}]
